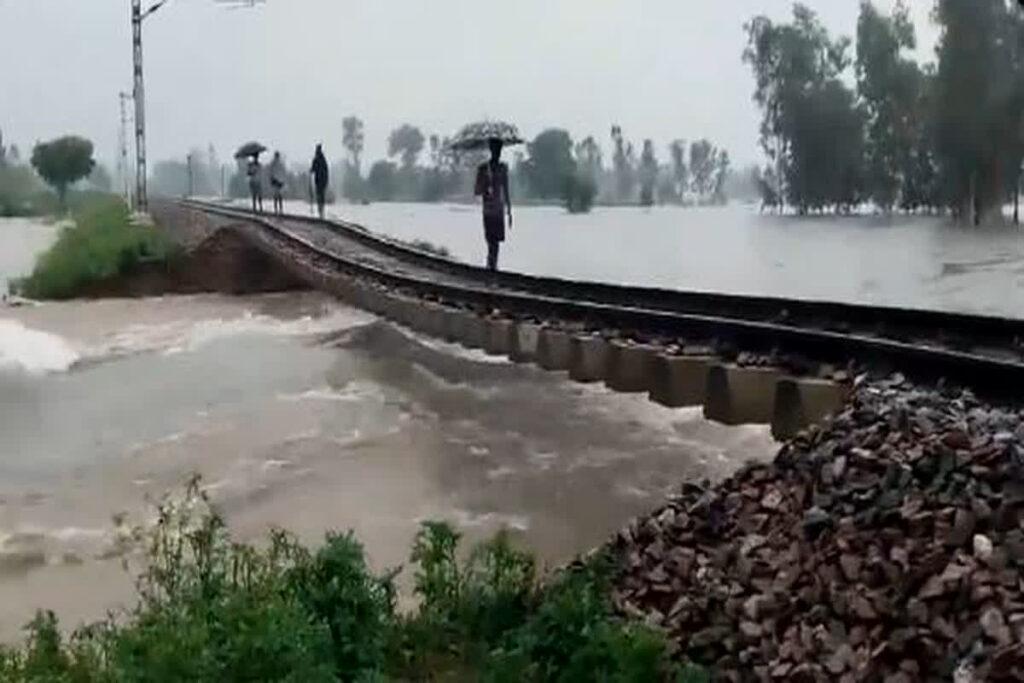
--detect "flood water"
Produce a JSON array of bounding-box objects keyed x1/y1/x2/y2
[
  {"x1": 0, "y1": 214, "x2": 775, "y2": 640},
  {"x1": 6, "y1": 199, "x2": 1024, "y2": 638},
  {"x1": 309, "y1": 201, "x2": 1024, "y2": 318},
  {"x1": 5, "y1": 201, "x2": 1022, "y2": 638}
]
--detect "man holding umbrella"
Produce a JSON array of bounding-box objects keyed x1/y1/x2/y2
[
  {"x1": 452, "y1": 121, "x2": 521, "y2": 271},
  {"x1": 475, "y1": 138, "x2": 513, "y2": 271}
]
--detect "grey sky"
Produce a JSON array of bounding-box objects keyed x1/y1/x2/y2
[{"x1": 2, "y1": 0, "x2": 937, "y2": 171}]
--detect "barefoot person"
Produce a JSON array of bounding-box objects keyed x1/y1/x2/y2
[{"x1": 474, "y1": 138, "x2": 512, "y2": 271}]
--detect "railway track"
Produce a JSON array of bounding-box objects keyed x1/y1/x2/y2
[{"x1": 178, "y1": 200, "x2": 1024, "y2": 400}]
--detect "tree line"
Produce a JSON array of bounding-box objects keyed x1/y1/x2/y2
[
  {"x1": 746, "y1": 0, "x2": 1024, "y2": 223},
  {"x1": 331, "y1": 117, "x2": 738, "y2": 213}
]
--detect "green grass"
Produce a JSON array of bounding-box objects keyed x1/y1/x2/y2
[
  {"x1": 0, "y1": 481, "x2": 707, "y2": 682},
  {"x1": 14, "y1": 195, "x2": 179, "y2": 300}
]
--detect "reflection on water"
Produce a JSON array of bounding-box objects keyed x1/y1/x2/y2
[{"x1": 0, "y1": 291, "x2": 774, "y2": 639}]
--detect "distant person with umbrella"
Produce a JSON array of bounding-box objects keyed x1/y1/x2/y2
[
  {"x1": 310, "y1": 144, "x2": 329, "y2": 219},
  {"x1": 452, "y1": 121, "x2": 522, "y2": 271},
  {"x1": 236, "y1": 142, "x2": 267, "y2": 213},
  {"x1": 247, "y1": 156, "x2": 263, "y2": 213}
]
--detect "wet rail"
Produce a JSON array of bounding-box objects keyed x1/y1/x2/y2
[{"x1": 179, "y1": 200, "x2": 1024, "y2": 400}]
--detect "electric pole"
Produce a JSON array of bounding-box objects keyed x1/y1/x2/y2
[
  {"x1": 131, "y1": 0, "x2": 150, "y2": 212},
  {"x1": 129, "y1": 0, "x2": 265, "y2": 213},
  {"x1": 118, "y1": 92, "x2": 133, "y2": 206}
]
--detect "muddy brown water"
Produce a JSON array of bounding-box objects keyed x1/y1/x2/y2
[{"x1": 0, "y1": 219, "x2": 774, "y2": 639}]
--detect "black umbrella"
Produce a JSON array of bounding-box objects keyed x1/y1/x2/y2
[
  {"x1": 234, "y1": 141, "x2": 267, "y2": 159},
  {"x1": 447, "y1": 121, "x2": 524, "y2": 152}
]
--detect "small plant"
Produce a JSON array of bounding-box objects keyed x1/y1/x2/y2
[{"x1": 0, "y1": 483, "x2": 706, "y2": 682}]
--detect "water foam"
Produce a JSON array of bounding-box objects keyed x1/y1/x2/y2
[
  {"x1": 0, "y1": 319, "x2": 79, "y2": 374},
  {"x1": 85, "y1": 307, "x2": 371, "y2": 361}
]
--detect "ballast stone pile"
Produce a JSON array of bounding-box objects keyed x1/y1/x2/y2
[{"x1": 612, "y1": 375, "x2": 1024, "y2": 681}]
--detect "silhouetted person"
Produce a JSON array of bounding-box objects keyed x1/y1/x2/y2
[
  {"x1": 269, "y1": 151, "x2": 285, "y2": 215},
  {"x1": 247, "y1": 157, "x2": 263, "y2": 213},
  {"x1": 474, "y1": 138, "x2": 512, "y2": 271},
  {"x1": 310, "y1": 144, "x2": 329, "y2": 219}
]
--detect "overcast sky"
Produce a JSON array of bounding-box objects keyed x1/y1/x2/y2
[{"x1": 1, "y1": 0, "x2": 938, "y2": 171}]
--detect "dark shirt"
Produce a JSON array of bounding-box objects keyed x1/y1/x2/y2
[
  {"x1": 311, "y1": 152, "x2": 329, "y2": 189},
  {"x1": 475, "y1": 161, "x2": 509, "y2": 217}
]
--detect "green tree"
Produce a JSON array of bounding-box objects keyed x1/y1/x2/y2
[
  {"x1": 639, "y1": 139, "x2": 658, "y2": 206},
  {"x1": 856, "y1": 1, "x2": 927, "y2": 211},
  {"x1": 30, "y1": 136, "x2": 95, "y2": 209},
  {"x1": 524, "y1": 128, "x2": 575, "y2": 200},
  {"x1": 342, "y1": 116, "x2": 365, "y2": 175},
  {"x1": 743, "y1": 5, "x2": 864, "y2": 213},
  {"x1": 367, "y1": 160, "x2": 397, "y2": 201},
  {"x1": 669, "y1": 140, "x2": 688, "y2": 202},
  {"x1": 388, "y1": 124, "x2": 426, "y2": 170},
  {"x1": 574, "y1": 136, "x2": 602, "y2": 184},
  {"x1": 689, "y1": 139, "x2": 719, "y2": 200},
  {"x1": 713, "y1": 150, "x2": 731, "y2": 204},
  {"x1": 933, "y1": 0, "x2": 1024, "y2": 223},
  {"x1": 610, "y1": 125, "x2": 636, "y2": 203}
]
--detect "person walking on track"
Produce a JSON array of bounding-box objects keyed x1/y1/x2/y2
[
  {"x1": 310, "y1": 144, "x2": 329, "y2": 219},
  {"x1": 474, "y1": 138, "x2": 512, "y2": 271}
]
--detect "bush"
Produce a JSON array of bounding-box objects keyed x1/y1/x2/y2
[
  {"x1": 0, "y1": 482, "x2": 706, "y2": 682},
  {"x1": 15, "y1": 195, "x2": 179, "y2": 300}
]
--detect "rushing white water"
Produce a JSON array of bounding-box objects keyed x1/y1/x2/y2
[{"x1": 0, "y1": 319, "x2": 79, "y2": 374}]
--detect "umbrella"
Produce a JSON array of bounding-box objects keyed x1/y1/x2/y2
[
  {"x1": 234, "y1": 141, "x2": 267, "y2": 159},
  {"x1": 447, "y1": 121, "x2": 523, "y2": 151}
]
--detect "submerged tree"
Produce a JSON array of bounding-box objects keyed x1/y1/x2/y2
[
  {"x1": 342, "y1": 116, "x2": 365, "y2": 175},
  {"x1": 639, "y1": 140, "x2": 658, "y2": 206},
  {"x1": 610, "y1": 125, "x2": 636, "y2": 203},
  {"x1": 856, "y1": 1, "x2": 926, "y2": 212},
  {"x1": 341, "y1": 116, "x2": 366, "y2": 201},
  {"x1": 932, "y1": 0, "x2": 1024, "y2": 223},
  {"x1": 744, "y1": 4, "x2": 865, "y2": 213},
  {"x1": 388, "y1": 124, "x2": 426, "y2": 170},
  {"x1": 523, "y1": 128, "x2": 575, "y2": 200},
  {"x1": 669, "y1": 140, "x2": 688, "y2": 203}
]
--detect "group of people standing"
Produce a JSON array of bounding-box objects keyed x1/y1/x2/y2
[
  {"x1": 243, "y1": 136, "x2": 514, "y2": 271},
  {"x1": 246, "y1": 144, "x2": 330, "y2": 219}
]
